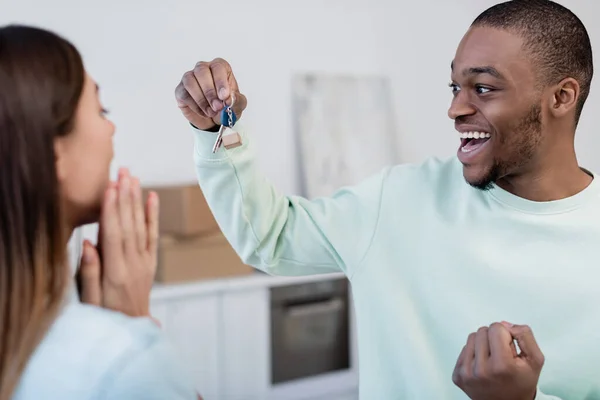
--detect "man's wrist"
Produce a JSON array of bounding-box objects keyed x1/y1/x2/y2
[{"x1": 190, "y1": 122, "x2": 220, "y2": 132}]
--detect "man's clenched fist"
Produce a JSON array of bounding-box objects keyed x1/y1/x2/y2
[
  {"x1": 174, "y1": 58, "x2": 247, "y2": 130},
  {"x1": 452, "y1": 322, "x2": 545, "y2": 400}
]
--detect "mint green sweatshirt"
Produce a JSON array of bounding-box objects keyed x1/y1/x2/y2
[{"x1": 192, "y1": 124, "x2": 600, "y2": 399}]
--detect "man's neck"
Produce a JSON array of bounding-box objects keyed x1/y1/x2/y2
[{"x1": 495, "y1": 158, "x2": 592, "y2": 202}]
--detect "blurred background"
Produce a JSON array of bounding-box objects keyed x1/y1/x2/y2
[{"x1": 2, "y1": 0, "x2": 598, "y2": 399}]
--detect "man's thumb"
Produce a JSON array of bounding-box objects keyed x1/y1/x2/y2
[
  {"x1": 509, "y1": 324, "x2": 545, "y2": 368},
  {"x1": 77, "y1": 240, "x2": 102, "y2": 306},
  {"x1": 231, "y1": 91, "x2": 247, "y2": 121}
]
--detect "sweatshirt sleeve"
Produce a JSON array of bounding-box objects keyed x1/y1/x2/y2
[{"x1": 192, "y1": 123, "x2": 388, "y2": 278}]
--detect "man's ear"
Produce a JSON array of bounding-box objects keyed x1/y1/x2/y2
[{"x1": 548, "y1": 77, "x2": 579, "y2": 119}]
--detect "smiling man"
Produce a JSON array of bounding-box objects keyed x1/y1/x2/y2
[
  {"x1": 450, "y1": 4, "x2": 593, "y2": 200},
  {"x1": 175, "y1": 0, "x2": 599, "y2": 399}
]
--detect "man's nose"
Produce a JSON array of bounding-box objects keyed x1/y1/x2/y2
[{"x1": 448, "y1": 93, "x2": 476, "y2": 120}]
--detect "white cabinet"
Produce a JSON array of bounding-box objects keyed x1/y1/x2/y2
[
  {"x1": 219, "y1": 287, "x2": 270, "y2": 400},
  {"x1": 150, "y1": 273, "x2": 358, "y2": 400},
  {"x1": 151, "y1": 292, "x2": 221, "y2": 400}
]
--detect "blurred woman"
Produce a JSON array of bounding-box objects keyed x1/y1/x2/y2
[{"x1": 0, "y1": 24, "x2": 198, "y2": 399}]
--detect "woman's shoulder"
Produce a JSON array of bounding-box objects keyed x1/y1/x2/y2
[{"x1": 13, "y1": 301, "x2": 198, "y2": 400}]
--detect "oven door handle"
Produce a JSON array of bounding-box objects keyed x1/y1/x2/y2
[{"x1": 285, "y1": 297, "x2": 344, "y2": 318}]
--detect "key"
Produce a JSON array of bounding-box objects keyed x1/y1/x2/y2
[
  {"x1": 211, "y1": 107, "x2": 236, "y2": 153},
  {"x1": 221, "y1": 105, "x2": 242, "y2": 150},
  {"x1": 211, "y1": 93, "x2": 242, "y2": 152},
  {"x1": 211, "y1": 124, "x2": 226, "y2": 153},
  {"x1": 211, "y1": 107, "x2": 231, "y2": 153}
]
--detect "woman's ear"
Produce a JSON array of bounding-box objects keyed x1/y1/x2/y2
[{"x1": 54, "y1": 137, "x2": 68, "y2": 182}]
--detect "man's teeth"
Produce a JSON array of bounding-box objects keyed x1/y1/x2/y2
[{"x1": 458, "y1": 131, "x2": 491, "y2": 139}]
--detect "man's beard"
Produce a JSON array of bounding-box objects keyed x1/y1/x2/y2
[{"x1": 468, "y1": 103, "x2": 543, "y2": 191}]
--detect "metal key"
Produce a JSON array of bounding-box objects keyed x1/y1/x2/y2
[
  {"x1": 212, "y1": 93, "x2": 237, "y2": 153},
  {"x1": 211, "y1": 124, "x2": 226, "y2": 153}
]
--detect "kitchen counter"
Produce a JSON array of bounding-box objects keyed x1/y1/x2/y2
[{"x1": 151, "y1": 270, "x2": 346, "y2": 299}]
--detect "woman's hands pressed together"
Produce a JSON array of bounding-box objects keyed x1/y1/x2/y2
[{"x1": 77, "y1": 168, "x2": 159, "y2": 320}]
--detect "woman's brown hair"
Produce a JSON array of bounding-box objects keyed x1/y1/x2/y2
[{"x1": 0, "y1": 25, "x2": 85, "y2": 399}]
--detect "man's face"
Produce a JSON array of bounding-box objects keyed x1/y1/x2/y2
[{"x1": 448, "y1": 26, "x2": 544, "y2": 190}]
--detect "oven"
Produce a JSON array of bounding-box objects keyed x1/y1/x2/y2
[{"x1": 269, "y1": 278, "x2": 350, "y2": 384}]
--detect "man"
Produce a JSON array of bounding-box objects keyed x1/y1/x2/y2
[{"x1": 175, "y1": 1, "x2": 599, "y2": 399}]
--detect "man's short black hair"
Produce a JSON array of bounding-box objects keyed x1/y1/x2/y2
[{"x1": 472, "y1": 0, "x2": 593, "y2": 124}]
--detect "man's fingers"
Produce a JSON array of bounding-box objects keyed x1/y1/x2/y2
[
  {"x1": 181, "y1": 71, "x2": 213, "y2": 117},
  {"x1": 462, "y1": 332, "x2": 476, "y2": 378},
  {"x1": 209, "y1": 58, "x2": 232, "y2": 101},
  {"x1": 78, "y1": 241, "x2": 102, "y2": 306},
  {"x1": 132, "y1": 177, "x2": 147, "y2": 253},
  {"x1": 488, "y1": 322, "x2": 515, "y2": 361},
  {"x1": 509, "y1": 324, "x2": 545, "y2": 367},
  {"x1": 175, "y1": 81, "x2": 201, "y2": 116},
  {"x1": 222, "y1": 71, "x2": 246, "y2": 118},
  {"x1": 194, "y1": 61, "x2": 220, "y2": 115},
  {"x1": 474, "y1": 326, "x2": 490, "y2": 374},
  {"x1": 175, "y1": 58, "x2": 245, "y2": 131},
  {"x1": 452, "y1": 343, "x2": 467, "y2": 386}
]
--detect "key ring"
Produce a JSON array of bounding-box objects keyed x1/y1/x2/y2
[
  {"x1": 212, "y1": 91, "x2": 242, "y2": 153},
  {"x1": 224, "y1": 92, "x2": 235, "y2": 108},
  {"x1": 225, "y1": 92, "x2": 236, "y2": 128}
]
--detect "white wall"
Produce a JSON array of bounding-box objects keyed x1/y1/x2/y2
[{"x1": 1, "y1": 0, "x2": 599, "y2": 197}]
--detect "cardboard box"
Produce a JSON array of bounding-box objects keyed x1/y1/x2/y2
[
  {"x1": 143, "y1": 184, "x2": 219, "y2": 236},
  {"x1": 156, "y1": 231, "x2": 254, "y2": 283}
]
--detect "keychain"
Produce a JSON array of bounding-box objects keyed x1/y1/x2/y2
[{"x1": 212, "y1": 93, "x2": 242, "y2": 153}]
